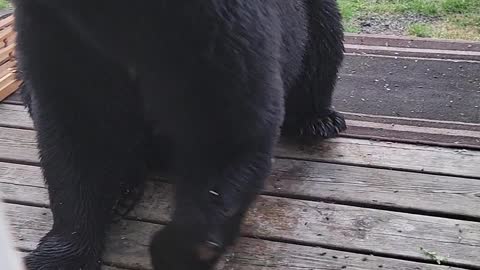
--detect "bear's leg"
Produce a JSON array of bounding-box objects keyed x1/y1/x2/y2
[
  {"x1": 150, "y1": 151, "x2": 273, "y2": 270},
  {"x1": 142, "y1": 49, "x2": 283, "y2": 270},
  {"x1": 15, "y1": 4, "x2": 146, "y2": 269},
  {"x1": 283, "y1": 0, "x2": 347, "y2": 138}
]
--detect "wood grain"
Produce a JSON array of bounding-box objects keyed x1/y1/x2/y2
[
  {"x1": 0, "y1": 127, "x2": 38, "y2": 164},
  {"x1": 2, "y1": 125, "x2": 480, "y2": 178},
  {"x1": 1, "y1": 89, "x2": 22, "y2": 104},
  {"x1": 0, "y1": 104, "x2": 31, "y2": 129},
  {"x1": 0, "y1": 16, "x2": 13, "y2": 30},
  {"x1": 1, "y1": 166, "x2": 479, "y2": 268},
  {"x1": 2, "y1": 158, "x2": 480, "y2": 220},
  {"x1": 2, "y1": 102, "x2": 480, "y2": 149},
  {"x1": 133, "y1": 184, "x2": 480, "y2": 268},
  {"x1": 0, "y1": 76, "x2": 19, "y2": 102},
  {"x1": 6, "y1": 203, "x2": 466, "y2": 270},
  {"x1": 277, "y1": 137, "x2": 480, "y2": 178},
  {"x1": 0, "y1": 43, "x2": 15, "y2": 63}
]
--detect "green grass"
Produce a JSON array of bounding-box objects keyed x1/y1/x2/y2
[
  {"x1": 338, "y1": 0, "x2": 480, "y2": 40},
  {"x1": 408, "y1": 23, "x2": 434, "y2": 37},
  {"x1": 0, "y1": 0, "x2": 8, "y2": 9}
]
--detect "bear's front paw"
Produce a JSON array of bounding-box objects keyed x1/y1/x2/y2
[
  {"x1": 25, "y1": 232, "x2": 101, "y2": 270},
  {"x1": 150, "y1": 226, "x2": 222, "y2": 270},
  {"x1": 284, "y1": 110, "x2": 347, "y2": 138}
]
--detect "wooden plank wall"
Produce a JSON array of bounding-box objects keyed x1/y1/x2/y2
[{"x1": 0, "y1": 15, "x2": 20, "y2": 102}]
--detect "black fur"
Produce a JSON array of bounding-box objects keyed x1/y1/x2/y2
[{"x1": 12, "y1": 1, "x2": 346, "y2": 269}]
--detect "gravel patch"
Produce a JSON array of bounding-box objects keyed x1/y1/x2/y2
[{"x1": 353, "y1": 13, "x2": 440, "y2": 35}]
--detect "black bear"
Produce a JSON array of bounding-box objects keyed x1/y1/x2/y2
[{"x1": 12, "y1": 0, "x2": 346, "y2": 269}]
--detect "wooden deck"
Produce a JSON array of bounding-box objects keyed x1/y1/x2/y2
[
  {"x1": 2, "y1": 93, "x2": 480, "y2": 269},
  {"x1": 1, "y1": 23, "x2": 480, "y2": 269}
]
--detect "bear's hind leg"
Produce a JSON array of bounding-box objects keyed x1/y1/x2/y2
[
  {"x1": 283, "y1": 0, "x2": 346, "y2": 138},
  {"x1": 15, "y1": 3, "x2": 146, "y2": 269}
]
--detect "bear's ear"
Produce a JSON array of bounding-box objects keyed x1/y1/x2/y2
[{"x1": 0, "y1": 202, "x2": 27, "y2": 270}]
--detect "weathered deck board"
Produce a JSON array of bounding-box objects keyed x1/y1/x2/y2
[
  {"x1": 0, "y1": 103, "x2": 30, "y2": 129},
  {"x1": 3, "y1": 102, "x2": 480, "y2": 149},
  {"x1": 267, "y1": 159, "x2": 480, "y2": 219},
  {"x1": 2, "y1": 125, "x2": 480, "y2": 178},
  {"x1": 2, "y1": 165, "x2": 479, "y2": 268},
  {"x1": 5, "y1": 203, "x2": 467, "y2": 270},
  {"x1": 0, "y1": 127, "x2": 39, "y2": 164},
  {"x1": 277, "y1": 137, "x2": 480, "y2": 178},
  {"x1": 342, "y1": 112, "x2": 480, "y2": 147},
  {"x1": 136, "y1": 186, "x2": 480, "y2": 268},
  {"x1": 2, "y1": 158, "x2": 480, "y2": 220}
]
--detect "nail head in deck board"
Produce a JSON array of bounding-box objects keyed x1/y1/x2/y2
[
  {"x1": 3, "y1": 160, "x2": 480, "y2": 221},
  {"x1": 2, "y1": 126, "x2": 480, "y2": 178},
  {"x1": 5, "y1": 204, "x2": 468, "y2": 270}
]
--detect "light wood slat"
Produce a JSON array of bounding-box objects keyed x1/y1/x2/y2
[
  {"x1": 0, "y1": 15, "x2": 13, "y2": 30},
  {"x1": 2, "y1": 126, "x2": 480, "y2": 178},
  {"x1": 1, "y1": 88, "x2": 22, "y2": 105},
  {"x1": 0, "y1": 26, "x2": 14, "y2": 44},
  {"x1": 0, "y1": 80, "x2": 20, "y2": 102},
  {"x1": 1, "y1": 168, "x2": 479, "y2": 268},
  {"x1": 0, "y1": 61, "x2": 16, "y2": 78},
  {"x1": 4, "y1": 32, "x2": 15, "y2": 47},
  {"x1": 2, "y1": 158, "x2": 480, "y2": 220},
  {"x1": 0, "y1": 43, "x2": 15, "y2": 63},
  {"x1": 0, "y1": 71, "x2": 15, "y2": 90},
  {"x1": 5, "y1": 203, "x2": 466, "y2": 270}
]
